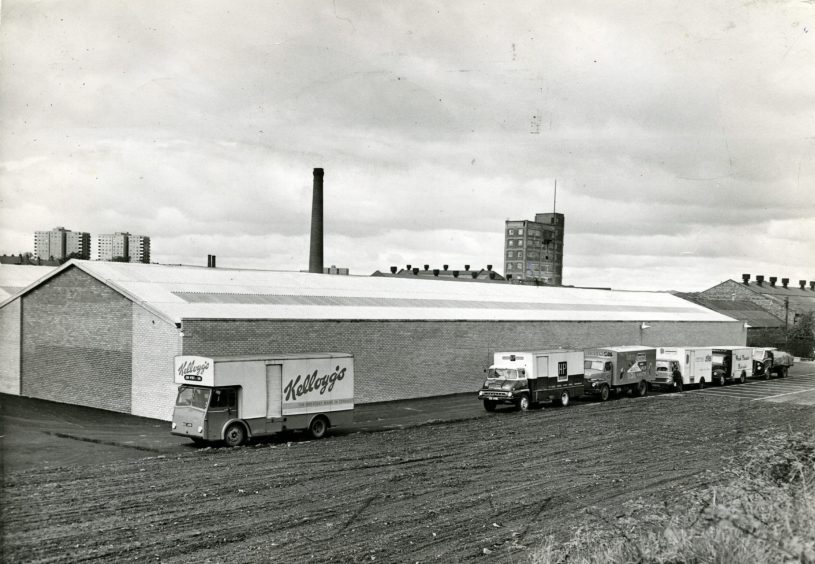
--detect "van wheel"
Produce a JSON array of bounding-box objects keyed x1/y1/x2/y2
[
  {"x1": 717, "y1": 376, "x2": 726, "y2": 386},
  {"x1": 599, "y1": 384, "x2": 610, "y2": 402},
  {"x1": 517, "y1": 394, "x2": 530, "y2": 411},
  {"x1": 308, "y1": 416, "x2": 329, "y2": 439},
  {"x1": 739, "y1": 371, "x2": 746, "y2": 384},
  {"x1": 483, "y1": 400, "x2": 497, "y2": 412},
  {"x1": 637, "y1": 380, "x2": 648, "y2": 397},
  {"x1": 558, "y1": 391, "x2": 570, "y2": 407},
  {"x1": 224, "y1": 423, "x2": 246, "y2": 447}
]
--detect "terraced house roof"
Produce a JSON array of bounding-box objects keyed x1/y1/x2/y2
[{"x1": 1, "y1": 260, "x2": 739, "y2": 325}]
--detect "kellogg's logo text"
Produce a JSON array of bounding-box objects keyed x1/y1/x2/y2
[{"x1": 284, "y1": 366, "x2": 347, "y2": 402}]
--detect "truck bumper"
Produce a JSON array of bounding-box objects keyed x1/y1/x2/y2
[{"x1": 478, "y1": 391, "x2": 516, "y2": 404}]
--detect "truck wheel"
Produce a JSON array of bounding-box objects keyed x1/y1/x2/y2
[
  {"x1": 558, "y1": 391, "x2": 570, "y2": 407},
  {"x1": 224, "y1": 423, "x2": 246, "y2": 447},
  {"x1": 739, "y1": 371, "x2": 746, "y2": 384},
  {"x1": 308, "y1": 416, "x2": 329, "y2": 439},
  {"x1": 517, "y1": 394, "x2": 530, "y2": 411},
  {"x1": 636, "y1": 380, "x2": 648, "y2": 397},
  {"x1": 674, "y1": 379, "x2": 684, "y2": 393},
  {"x1": 781, "y1": 366, "x2": 788, "y2": 378},
  {"x1": 483, "y1": 400, "x2": 497, "y2": 412},
  {"x1": 599, "y1": 384, "x2": 610, "y2": 402}
]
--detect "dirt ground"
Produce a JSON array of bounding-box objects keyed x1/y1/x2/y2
[{"x1": 3, "y1": 390, "x2": 814, "y2": 563}]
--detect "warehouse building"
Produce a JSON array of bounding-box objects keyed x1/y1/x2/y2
[{"x1": 0, "y1": 260, "x2": 744, "y2": 421}]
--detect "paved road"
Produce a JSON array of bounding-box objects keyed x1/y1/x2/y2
[
  {"x1": 689, "y1": 365, "x2": 815, "y2": 406},
  {"x1": 2, "y1": 362, "x2": 813, "y2": 474}
]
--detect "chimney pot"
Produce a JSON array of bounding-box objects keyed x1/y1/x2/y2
[
  {"x1": 742, "y1": 274, "x2": 750, "y2": 284},
  {"x1": 487, "y1": 264, "x2": 493, "y2": 271},
  {"x1": 464, "y1": 264, "x2": 470, "y2": 271},
  {"x1": 471, "y1": 271, "x2": 478, "y2": 278},
  {"x1": 433, "y1": 269, "x2": 439, "y2": 276},
  {"x1": 412, "y1": 268, "x2": 419, "y2": 275},
  {"x1": 443, "y1": 264, "x2": 448, "y2": 271},
  {"x1": 782, "y1": 278, "x2": 789, "y2": 288},
  {"x1": 769, "y1": 276, "x2": 777, "y2": 286},
  {"x1": 453, "y1": 270, "x2": 459, "y2": 278},
  {"x1": 507, "y1": 274, "x2": 512, "y2": 280},
  {"x1": 800, "y1": 280, "x2": 807, "y2": 290},
  {"x1": 390, "y1": 266, "x2": 397, "y2": 274},
  {"x1": 810, "y1": 281, "x2": 815, "y2": 291},
  {"x1": 406, "y1": 264, "x2": 411, "y2": 270},
  {"x1": 423, "y1": 264, "x2": 429, "y2": 271},
  {"x1": 489, "y1": 271, "x2": 496, "y2": 279},
  {"x1": 756, "y1": 275, "x2": 764, "y2": 285}
]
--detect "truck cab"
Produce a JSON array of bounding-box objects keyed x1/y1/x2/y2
[
  {"x1": 479, "y1": 365, "x2": 530, "y2": 411},
  {"x1": 583, "y1": 357, "x2": 614, "y2": 400},
  {"x1": 172, "y1": 385, "x2": 242, "y2": 445}
]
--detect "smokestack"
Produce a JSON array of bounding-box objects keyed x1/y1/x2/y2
[
  {"x1": 769, "y1": 276, "x2": 777, "y2": 287},
  {"x1": 308, "y1": 168, "x2": 324, "y2": 274},
  {"x1": 756, "y1": 275, "x2": 764, "y2": 286},
  {"x1": 782, "y1": 278, "x2": 789, "y2": 288},
  {"x1": 742, "y1": 274, "x2": 750, "y2": 284}
]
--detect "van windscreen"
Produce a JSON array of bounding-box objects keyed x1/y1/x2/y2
[{"x1": 176, "y1": 387, "x2": 210, "y2": 409}]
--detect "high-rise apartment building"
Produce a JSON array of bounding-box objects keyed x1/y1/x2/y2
[
  {"x1": 33, "y1": 227, "x2": 91, "y2": 260},
  {"x1": 503, "y1": 212, "x2": 564, "y2": 285},
  {"x1": 98, "y1": 232, "x2": 151, "y2": 263}
]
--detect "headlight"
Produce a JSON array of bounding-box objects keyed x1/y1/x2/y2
[
  {"x1": 197, "y1": 426, "x2": 203, "y2": 433},
  {"x1": 172, "y1": 422, "x2": 177, "y2": 429}
]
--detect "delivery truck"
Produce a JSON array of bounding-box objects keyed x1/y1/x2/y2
[
  {"x1": 752, "y1": 347, "x2": 794, "y2": 379},
  {"x1": 583, "y1": 346, "x2": 657, "y2": 400},
  {"x1": 711, "y1": 347, "x2": 753, "y2": 385},
  {"x1": 478, "y1": 350, "x2": 585, "y2": 411},
  {"x1": 654, "y1": 347, "x2": 713, "y2": 392},
  {"x1": 171, "y1": 353, "x2": 354, "y2": 446}
]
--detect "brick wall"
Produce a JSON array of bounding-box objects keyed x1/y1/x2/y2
[
  {"x1": 131, "y1": 305, "x2": 181, "y2": 420},
  {"x1": 21, "y1": 266, "x2": 133, "y2": 412},
  {"x1": 0, "y1": 298, "x2": 21, "y2": 395},
  {"x1": 182, "y1": 319, "x2": 744, "y2": 404}
]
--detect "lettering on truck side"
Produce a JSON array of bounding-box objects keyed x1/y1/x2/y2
[{"x1": 284, "y1": 366, "x2": 347, "y2": 402}]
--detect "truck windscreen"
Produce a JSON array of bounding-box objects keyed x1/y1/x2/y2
[
  {"x1": 176, "y1": 387, "x2": 210, "y2": 409},
  {"x1": 489, "y1": 368, "x2": 519, "y2": 379},
  {"x1": 584, "y1": 360, "x2": 605, "y2": 371}
]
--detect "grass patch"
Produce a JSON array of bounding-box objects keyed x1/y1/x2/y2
[{"x1": 530, "y1": 430, "x2": 815, "y2": 563}]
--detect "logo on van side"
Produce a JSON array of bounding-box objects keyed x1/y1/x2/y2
[
  {"x1": 284, "y1": 366, "x2": 347, "y2": 402},
  {"x1": 177, "y1": 359, "x2": 210, "y2": 378}
]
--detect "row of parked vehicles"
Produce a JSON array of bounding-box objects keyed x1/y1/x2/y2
[{"x1": 477, "y1": 345, "x2": 795, "y2": 411}]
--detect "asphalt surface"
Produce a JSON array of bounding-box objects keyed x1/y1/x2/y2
[{"x1": 1, "y1": 361, "x2": 813, "y2": 474}]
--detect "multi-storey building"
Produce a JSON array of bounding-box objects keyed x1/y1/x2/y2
[
  {"x1": 33, "y1": 227, "x2": 91, "y2": 260},
  {"x1": 503, "y1": 212, "x2": 565, "y2": 285},
  {"x1": 98, "y1": 232, "x2": 151, "y2": 263}
]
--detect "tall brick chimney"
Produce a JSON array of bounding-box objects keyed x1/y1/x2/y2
[{"x1": 309, "y1": 168, "x2": 324, "y2": 274}]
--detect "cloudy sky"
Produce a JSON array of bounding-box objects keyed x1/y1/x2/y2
[{"x1": 0, "y1": 0, "x2": 812, "y2": 291}]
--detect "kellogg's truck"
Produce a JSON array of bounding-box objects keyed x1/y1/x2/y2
[
  {"x1": 711, "y1": 347, "x2": 753, "y2": 385},
  {"x1": 171, "y1": 353, "x2": 354, "y2": 446},
  {"x1": 654, "y1": 347, "x2": 713, "y2": 391},
  {"x1": 752, "y1": 347, "x2": 794, "y2": 379},
  {"x1": 478, "y1": 350, "x2": 585, "y2": 411},
  {"x1": 583, "y1": 346, "x2": 657, "y2": 401}
]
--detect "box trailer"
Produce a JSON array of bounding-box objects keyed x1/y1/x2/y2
[
  {"x1": 477, "y1": 350, "x2": 585, "y2": 411},
  {"x1": 654, "y1": 347, "x2": 713, "y2": 391},
  {"x1": 171, "y1": 353, "x2": 354, "y2": 446},
  {"x1": 752, "y1": 347, "x2": 794, "y2": 379},
  {"x1": 711, "y1": 347, "x2": 753, "y2": 385},
  {"x1": 583, "y1": 346, "x2": 657, "y2": 401}
]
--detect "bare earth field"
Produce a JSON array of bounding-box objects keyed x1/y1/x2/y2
[{"x1": 3, "y1": 387, "x2": 815, "y2": 563}]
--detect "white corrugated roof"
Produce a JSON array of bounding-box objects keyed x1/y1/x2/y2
[
  {"x1": 2, "y1": 260, "x2": 738, "y2": 325},
  {"x1": 0, "y1": 264, "x2": 58, "y2": 301}
]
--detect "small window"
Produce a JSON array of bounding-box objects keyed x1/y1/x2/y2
[
  {"x1": 518, "y1": 228, "x2": 524, "y2": 235},
  {"x1": 508, "y1": 240, "x2": 514, "y2": 246},
  {"x1": 508, "y1": 229, "x2": 515, "y2": 235},
  {"x1": 507, "y1": 251, "x2": 514, "y2": 258},
  {"x1": 517, "y1": 262, "x2": 523, "y2": 270},
  {"x1": 517, "y1": 239, "x2": 524, "y2": 246},
  {"x1": 604, "y1": 362, "x2": 612, "y2": 372},
  {"x1": 210, "y1": 389, "x2": 236, "y2": 409}
]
